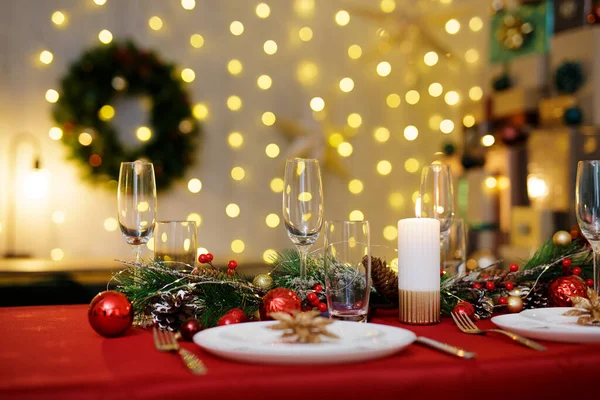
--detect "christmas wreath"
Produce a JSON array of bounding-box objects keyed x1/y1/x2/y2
[{"x1": 52, "y1": 41, "x2": 200, "y2": 191}]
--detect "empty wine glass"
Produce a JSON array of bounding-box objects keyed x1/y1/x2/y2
[
  {"x1": 576, "y1": 160, "x2": 600, "y2": 293},
  {"x1": 118, "y1": 161, "x2": 157, "y2": 262},
  {"x1": 418, "y1": 164, "x2": 455, "y2": 238},
  {"x1": 154, "y1": 221, "x2": 197, "y2": 270},
  {"x1": 283, "y1": 158, "x2": 324, "y2": 283}
]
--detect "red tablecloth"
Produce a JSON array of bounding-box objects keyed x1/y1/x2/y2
[{"x1": 1, "y1": 305, "x2": 599, "y2": 400}]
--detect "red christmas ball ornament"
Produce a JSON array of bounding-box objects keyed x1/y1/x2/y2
[
  {"x1": 88, "y1": 291, "x2": 133, "y2": 338},
  {"x1": 228, "y1": 260, "x2": 238, "y2": 269},
  {"x1": 206, "y1": 253, "x2": 214, "y2": 262},
  {"x1": 306, "y1": 292, "x2": 318, "y2": 303},
  {"x1": 225, "y1": 308, "x2": 246, "y2": 322},
  {"x1": 562, "y1": 258, "x2": 572, "y2": 268},
  {"x1": 313, "y1": 284, "x2": 323, "y2": 293},
  {"x1": 260, "y1": 288, "x2": 302, "y2": 320},
  {"x1": 317, "y1": 302, "x2": 327, "y2": 312},
  {"x1": 452, "y1": 301, "x2": 475, "y2": 318},
  {"x1": 472, "y1": 283, "x2": 482, "y2": 289},
  {"x1": 485, "y1": 281, "x2": 495, "y2": 290},
  {"x1": 498, "y1": 296, "x2": 507, "y2": 305},
  {"x1": 572, "y1": 267, "x2": 582, "y2": 276},
  {"x1": 586, "y1": 279, "x2": 594, "y2": 287},
  {"x1": 548, "y1": 276, "x2": 588, "y2": 307},
  {"x1": 179, "y1": 318, "x2": 203, "y2": 341},
  {"x1": 217, "y1": 314, "x2": 242, "y2": 326},
  {"x1": 226, "y1": 268, "x2": 235, "y2": 276},
  {"x1": 505, "y1": 282, "x2": 514, "y2": 291},
  {"x1": 509, "y1": 264, "x2": 519, "y2": 272},
  {"x1": 198, "y1": 254, "x2": 208, "y2": 264}
]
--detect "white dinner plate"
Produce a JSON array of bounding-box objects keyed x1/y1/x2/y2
[
  {"x1": 492, "y1": 307, "x2": 600, "y2": 343},
  {"x1": 193, "y1": 320, "x2": 416, "y2": 364}
]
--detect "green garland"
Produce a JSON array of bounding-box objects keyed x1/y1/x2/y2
[{"x1": 52, "y1": 41, "x2": 201, "y2": 191}]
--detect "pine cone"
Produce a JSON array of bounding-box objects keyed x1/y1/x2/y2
[
  {"x1": 149, "y1": 289, "x2": 200, "y2": 331},
  {"x1": 368, "y1": 256, "x2": 398, "y2": 305},
  {"x1": 473, "y1": 291, "x2": 493, "y2": 320},
  {"x1": 523, "y1": 283, "x2": 549, "y2": 310}
]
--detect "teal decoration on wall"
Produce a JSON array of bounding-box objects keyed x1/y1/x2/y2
[{"x1": 489, "y1": 0, "x2": 554, "y2": 64}]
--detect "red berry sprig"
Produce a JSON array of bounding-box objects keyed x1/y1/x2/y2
[
  {"x1": 509, "y1": 264, "x2": 519, "y2": 272},
  {"x1": 572, "y1": 266, "x2": 582, "y2": 276},
  {"x1": 307, "y1": 292, "x2": 318, "y2": 303},
  {"x1": 586, "y1": 279, "x2": 594, "y2": 287},
  {"x1": 472, "y1": 283, "x2": 482, "y2": 289},
  {"x1": 226, "y1": 260, "x2": 238, "y2": 276},
  {"x1": 498, "y1": 296, "x2": 507, "y2": 305},
  {"x1": 313, "y1": 284, "x2": 323, "y2": 293},
  {"x1": 562, "y1": 258, "x2": 572, "y2": 268},
  {"x1": 198, "y1": 253, "x2": 216, "y2": 270},
  {"x1": 485, "y1": 281, "x2": 495, "y2": 291},
  {"x1": 317, "y1": 302, "x2": 327, "y2": 312},
  {"x1": 505, "y1": 281, "x2": 514, "y2": 291}
]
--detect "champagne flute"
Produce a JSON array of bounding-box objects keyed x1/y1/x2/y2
[
  {"x1": 283, "y1": 158, "x2": 324, "y2": 283},
  {"x1": 118, "y1": 161, "x2": 157, "y2": 262},
  {"x1": 576, "y1": 160, "x2": 600, "y2": 293}
]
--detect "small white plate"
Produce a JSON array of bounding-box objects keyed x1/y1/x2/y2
[
  {"x1": 492, "y1": 307, "x2": 600, "y2": 343},
  {"x1": 193, "y1": 321, "x2": 416, "y2": 364}
]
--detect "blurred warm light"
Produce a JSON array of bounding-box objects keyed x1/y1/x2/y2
[
  {"x1": 445, "y1": 19, "x2": 460, "y2": 34},
  {"x1": 263, "y1": 249, "x2": 277, "y2": 263},
  {"x1": 429, "y1": 114, "x2": 443, "y2": 130},
  {"x1": 405, "y1": 90, "x2": 420, "y2": 105},
  {"x1": 349, "y1": 210, "x2": 364, "y2": 221},
  {"x1": 485, "y1": 177, "x2": 498, "y2": 189},
  {"x1": 444, "y1": 91, "x2": 459, "y2": 106},
  {"x1": 51, "y1": 11, "x2": 67, "y2": 26},
  {"x1": 136, "y1": 126, "x2": 152, "y2": 142},
  {"x1": 337, "y1": 142, "x2": 353, "y2": 157},
  {"x1": 230, "y1": 21, "x2": 244, "y2": 36},
  {"x1": 481, "y1": 134, "x2": 495, "y2": 147},
  {"x1": 388, "y1": 192, "x2": 405, "y2": 209},
  {"x1": 104, "y1": 217, "x2": 118, "y2": 232},
  {"x1": 335, "y1": 10, "x2": 350, "y2": 26},
  {"x1": 78, "y1": 132, "x2": 93, "y2": 146},
  {"x1": 265, "y1": 143, "x2": 280, "y2": 158},
  {"x1": 298, "y1": 192, "x2": 312, "y2": 201},
  {"x1": 98, "y1": 29, "x2": 113, "y2": 44},
  {"x1": 265, "y1": 213, "x2": 280, "y2": 228},
  {"x1": 386, "y1": 93, "x2": 401, "y2": 108},
  {"x1": 297, "y1": 61, "x2": 318, "y2": 85},
  {"x1": 347, "y1": 113, "x2": 362, "y2": 128},
  {"x1": 45, "y1": 89, "x2": 59, "y2": 103},
  {"x1": 94, "y1": 0, "x2": 107, "y2": 4},
  {"x1": 376, "y1": 61, "x2": 392, "y2": 77},
  {"x1": 463, "y1": 114, "x2": 475, "y2": 127},
  {"x1": 231, "y1": 239, "x2": 245, "y2": 253},
  {"x1": 310, "y1": 97, "x2": 325, "y2": 112},
  {"x1": 50, "y1": 248, "x2": 64, "y2": 261},
  {"x1": 339, "y1": 77, "x2": 354, "y2": 92},
  {"x1": 231, "y1": 167, "x2": 245, "y2": 181},
  {"x1": 89, "y1": 154, "x2": 102, "y2": 167},
  {"x1": 263, "y1": 40, "x2": 278, "y2": 55},
  {"x1": 465, "y1": 48, "x2": 479, "y2": 63},
  {"x1": 348, "y1": 179, "x2": 364, "y2": 194},
  {"x1": 187, "y1": 213, "x2": 202, "y2": 227},
  {"x1": 373, "y1": 126, "x2": 390, "y2": 143},
  {"x1": 98, "y1": 105, "x2": 115, "y2": 121},
  {"x1": 39, "y1": 50, "x2": 54, "y2": 65},
  {"x1": 348, "y1": 44, "x2": 362, "y2": 59},
  {"x1": 299, "y1": 27, "x2": 313, "y2": 41},
  {"x1": 48, "y1": 127, "x2": 63, "y2": 140},
  {"x1": 403, "y1": 125, "x2": 418, "y2": 141},
  {"x1": 424, "y1": 51, "x2": 439, "y2": 66},
  {"x1": 228, "y1": 132, "x2": 244, "y2": 149},
  {"x1": 25, "y1": 168, "x2": 49, "y2": 199},
  {"x1": 227, "y1": 59, "x2": 243, "y2": 75},
  {"x1": 469, "y1": 16, "x2": 483, "y2": 32},
  {"x1": 383, "y1": 225, "x2": 398, "y2": 240},
  {"x1": 179, "y1": 119, "x2": 193, "y2": 134},
  {"x1": 190, "y1": 34, "x2": 204, "y2": 48},
  {"x1": 181, "y1": 0, "x2": 195, "y2": 9},
  {"x1": 193, "y1": 103, "x2": 209, "y2": 120},
  {"x1": 294, "y1": 0, "x2": 315, "y2": 17},
  {"x1": 257, "y1": 74, "x2": 272, "y2": 90},
  {"x1": 469, "y1": 86, "x2": 483, "y2": 101},
  {"x1": 256, "y1": 3, "x2": 270, "y2": 18},
  {"x1": 188, "y1": 178, "x2": 202, "y2": 193},
  {"x1": 149, "y1": 16, "x2": 163, "y2": 31},
  {"x1": 377, "y1": 160, "x2": 392, "y2": 175},
  {"x1": 197, "y1": 247, "x2": 208, "y2": 257},
  {"x1": 270, "y1": 178, "x2": 284, "y2": 193},
  {"x1": 404, "y1": 158, "x2": 420, "y2": 173},
  {"x1": 181, "y1": 68, "x2": 195, "y2": 82},
  {"x1": 380, "y1": 0, "x2": 396, "y2": 13},
  {"x1": 498, "y1": 176, "x2": 510, "y2": 190},
  {"x1": 440, "y1": 119, "x2": 455, "y2": 134},
  {"x1": 227, "y1": 95, "x2": 242, "y2": 111},
  {"x1": 262, "y1": 111, "x2": 276, "y2": 126},
  {"x1": 226, "y1": 203, "x2": 241, "y2": 218},
  {"x1": 412, "y1": 191, "x2": 420, "y2": 203},
  {"x1": 428, "y1": 82, "x2": 443, "y2": 97}
]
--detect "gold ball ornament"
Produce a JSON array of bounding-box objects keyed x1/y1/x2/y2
[
  {"x1": 253, "y1": 273, "x2": 274, "y2": 290},
  {"x1": 553, "y1": 230, "x2": 572, "y2": 247},
  {"x1": 506, "y1": 295, "x2": 523, "y2": 313}
]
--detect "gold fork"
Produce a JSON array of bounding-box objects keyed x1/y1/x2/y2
[
  {"x1": 152, "y1": 327, "x2": 207, "y2": 375},
  {"x1": 451, "y1": 311, "x2": 547, "y2": 351}
]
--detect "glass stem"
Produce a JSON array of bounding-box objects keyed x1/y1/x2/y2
[
  {"x1": 133, "y1": 245, "x2": 142, "y2": 263},
  {"x1": 594, "y1": 248, "x2": 600, "y2": 295},
  {"x1": 296, "y1": 245, "x2": 309, "y2": 284}
]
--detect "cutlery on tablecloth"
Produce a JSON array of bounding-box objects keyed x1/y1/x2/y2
[
  {"x1": 415, "y1": 336, "x2": 477, "y2": 359},
  {"x1": 153, "y1": 327, "x2": 207, "y2": 375},
  {"x1": 451, "y1": 311, "x2": 547, "y2": 351}
]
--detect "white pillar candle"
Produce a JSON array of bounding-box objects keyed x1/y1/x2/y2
[{"x1": 397, "y1": 217, "x2": 441, "y2": 324}]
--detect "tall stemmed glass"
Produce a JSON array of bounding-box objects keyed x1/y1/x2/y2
[
  {"x1": 576, "y1": 160, "x2": 600, "y2": 294},
  {"x1": 118, "y1": 161, "x2": 157, "y2": 262},
  {"x1": 418, "y1": 164, "x2": 455, "y2": 265},
  {"x1": 283, "y1": 158, "x2": 324, "y2": 284}
]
